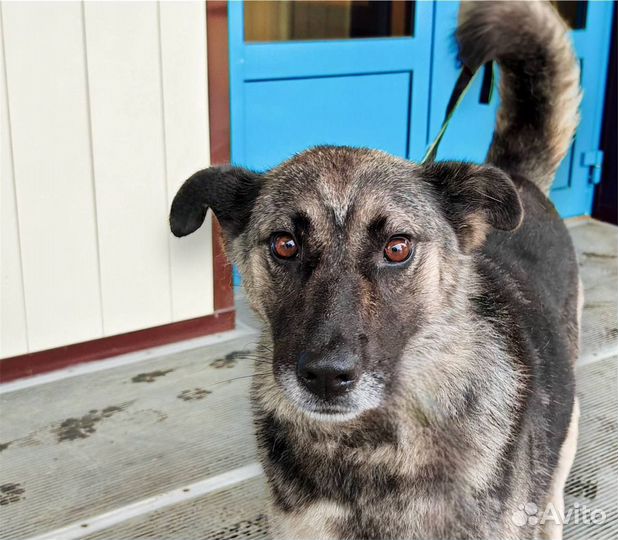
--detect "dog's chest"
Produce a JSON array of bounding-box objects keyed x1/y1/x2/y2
[{"x1": 259, "y1": 412, "x2": 520, "y2": 539}]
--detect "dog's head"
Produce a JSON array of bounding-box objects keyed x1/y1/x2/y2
[{"x1": 170, "y1": 147, "x2": 522, "y2": 421}]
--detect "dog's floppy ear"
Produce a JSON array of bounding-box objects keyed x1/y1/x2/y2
[
  {"x1": 421, "y1": 162, "x2": 523, "y2": 251},
  {"x1": 170, "y1": 166, "x2": 263, "y2": 239}
]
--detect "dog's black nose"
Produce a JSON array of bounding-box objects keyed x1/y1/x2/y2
[{"x1": 297, "y1": 353, "x2": 360, "y2": 400}]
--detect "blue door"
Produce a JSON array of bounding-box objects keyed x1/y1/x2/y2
[
  {"x1": 229, "y1": 1, "x2": 433, "y2": 172},
  {"x1": 428, "y1": 1, "x2": 614, "y2": 218}
]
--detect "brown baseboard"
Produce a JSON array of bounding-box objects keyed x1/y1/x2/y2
[{"x1": 0, "y1": 309, "x2": 235, "y2": 384}]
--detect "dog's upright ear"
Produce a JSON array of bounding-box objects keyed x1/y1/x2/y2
[
  {"x1": 421, "y1": 162, "x2": 523, "y2": 251},
  {"x1": 169, "y1": 166, "x2": 263, "y2": 240}
]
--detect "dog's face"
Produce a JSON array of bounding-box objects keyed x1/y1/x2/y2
[{"x1": 170, "y1": 147, "x2": 522, "y2": 421}]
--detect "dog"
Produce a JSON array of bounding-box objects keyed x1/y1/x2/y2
[{"x1": 169, "y1": 2, "x2": 582, "y2": 538}]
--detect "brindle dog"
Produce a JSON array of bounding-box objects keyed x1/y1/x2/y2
[{"x1": 170, "y1": 2, "x2": 582, "y2": 538}]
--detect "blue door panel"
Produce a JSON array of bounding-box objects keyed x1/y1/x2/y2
[
  {"x1": 229, "y1": 1, "x2": 432, "y2": 285},
  {"x1": 229, "y1": 1, "x2": 435, "y2": 170},
  {"x1": 244, "y1": 73, "x2": 411, "y2": 171},
  {"x1": 567, "y1": 15, "x2": 614, "y2": 217}
]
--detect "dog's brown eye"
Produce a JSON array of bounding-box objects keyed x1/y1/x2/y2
[
  {"x1": 272, "y1": 233, "x2": 299, "y2": 260},
  {"x1": 384, "y1": 237, "x2": 412, "y2": 263}
]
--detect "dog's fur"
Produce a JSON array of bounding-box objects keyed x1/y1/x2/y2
[{"x1": 169, "y1": 2, "x2": 582, "y2": 538}]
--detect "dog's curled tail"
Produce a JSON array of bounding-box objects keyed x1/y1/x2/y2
[{"x1": 457, "y1": 1, "x2": 581, "y2": 194}]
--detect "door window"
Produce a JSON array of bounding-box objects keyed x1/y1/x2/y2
[
  {"x1": 552, "y1": 1, "x2": 587, "y2": 29},
  {"x1": 244, "y1": 1, "x2": 415, "y2": 42}
]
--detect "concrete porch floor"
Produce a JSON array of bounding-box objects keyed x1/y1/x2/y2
[{"x1": 0, "y1": 218, "x2": 616, "y2": 540}]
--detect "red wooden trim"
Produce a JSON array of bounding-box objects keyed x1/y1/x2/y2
[
  {"x1": 207, "y1": 0, "x2": 235, "y2": 311},
  {"x1": 207, "y1": 0, "x2": 231, "y2": 166},
  {"x1": 0, "y1": 310, "x2": 235, "y2": 384}
]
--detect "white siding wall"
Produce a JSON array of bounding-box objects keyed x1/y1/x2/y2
[{"x1": 0, "y1": 1, "x2": 214, "y2": 358}]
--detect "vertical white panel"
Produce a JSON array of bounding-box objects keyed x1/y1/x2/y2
[
  {"x1": 84, "y1": 2, "x2": 172, "y2": 335},
  {"x1": 1, "y1": 2, "x2": 103, "y2": 352},
  {"x1": 159, "y1": 1, "x2": 214, "y2": 320},
  {"x1": 0, "y1": 13, "x2": 28, "y2": 358}
]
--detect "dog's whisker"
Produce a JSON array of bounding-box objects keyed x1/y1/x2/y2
[{"x1": 213, "y1": 372, "x2": 270, "y2": 385}]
